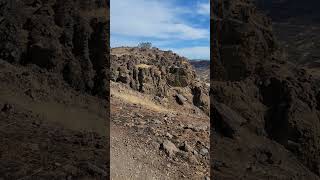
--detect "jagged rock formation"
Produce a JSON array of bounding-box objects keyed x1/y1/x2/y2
[
  {"x1": 212, "y1": 0, "x2": 320, "y2": 179},
  {"x1": 0, "y1": 0, "x2": 109, "y2": 97},
  {"x1": 111, "y1": 47, "x2": 209, "y2": 113}
]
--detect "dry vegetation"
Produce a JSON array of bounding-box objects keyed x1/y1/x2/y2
[{"x1": 135, "y1": 64, "x2": 152, "y2": 69}]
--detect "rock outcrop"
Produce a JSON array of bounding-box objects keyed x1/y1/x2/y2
[
  {"x1": 212, "y1": 0, "x2": 320, "y2": 179},
  {"x1": 0, "y1": 0, "x2": 109, "y2": 98},
  {"x1": 111, "y1": 47, "x2": 209, "y2": 113}
]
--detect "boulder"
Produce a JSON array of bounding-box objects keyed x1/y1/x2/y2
[{"x1": 161, "y1": 140, "x2": 179, "y2": 157}]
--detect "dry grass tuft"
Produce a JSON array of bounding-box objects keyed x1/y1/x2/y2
[
  {"x1": 135, "y1": 64, "x2": 151, "y2": 69},
  {"x1": 111, "y1": 90, "x2": 167, "y2": 112}
]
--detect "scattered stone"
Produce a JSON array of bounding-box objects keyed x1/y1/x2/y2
[
  {"x1": 192, "y1": 125, "x2": 208, "y2": 132},
  {"x1": 188, "y1": 154, "x2": 199, "y2": 164},
  {"x1": 193, "y1": 150, "x2": 199, "y2": 156},
  {"x1": 161, "y1": 140, "x2": 179, "y2": 157},
  {"x1": 166, "y1": 132, "x2": 173, "y2": 139},
  {"x1": 200, "y1": 148, "x2": 209, "y2": 156},
  {"x1": 212, "y1": 102, "x2": 246, "y2": 138},
  {"x1": 175, "y1": 94, "x2": 187, "y2": 105},
  {"x1": 55, "y1": 162, "x2": 62, "y2": 167},
  {"x1": 138, "y1": 121, "x2": 146, "y2": 126},
  {"x1": 151, "y1": 141, "x2": 160, "y2": 149},
  {"x1": 135, "y1": 113, "x2": 144, "y2": 118},
  {"x1": 153, "y1": 119, "x2": 162, "y2": 124},
  {"x1": 181, "y1": 141, "x2": 193, "y2": 152}
]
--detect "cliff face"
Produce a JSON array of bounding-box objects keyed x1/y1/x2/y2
[
  {"x1": 212, "y1": 0, "x2": 320, "y2": 179},
  {"x1": 111, "y1": 47, "x2": 209, "y2": 113},
  {"x1": 0, "y1": 0, "x2": 109, "y2": 97}
]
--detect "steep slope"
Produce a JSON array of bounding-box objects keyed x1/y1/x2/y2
[
  {"x1": 212, "y1": 0, "x2": 320, "y2": 179},
  {"x1": 0, "y1": 0, "x2": 109, "y2": 179}
]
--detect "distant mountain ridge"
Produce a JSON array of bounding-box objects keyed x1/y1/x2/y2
[
  {"x1": 189, "y1": 60, "x2": 209, "y2": 83},
  {"x1": 256, "y1": 0, "x2": 320, "y2": 69},
  {"x1": 256, "y1": 0, "x2": 320, "y2": 24}
]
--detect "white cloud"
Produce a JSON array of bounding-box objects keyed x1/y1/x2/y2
[
  {"x1": 197, "y1": 1, "x2": 210, "y2": 15},
  {"x1": 111, "y1": 0, "x2": 209, "y2": 40},
  {"x1": 166, "y1": 46, "x2": 210, "y2": 60}
]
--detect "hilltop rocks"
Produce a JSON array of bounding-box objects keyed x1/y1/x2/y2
[
  {"x1": 0, "y1": 0, "x2": 109, "y2": 98},
  {"x1": 111, "y1": 47, "x2": 209, "y2": 111}
]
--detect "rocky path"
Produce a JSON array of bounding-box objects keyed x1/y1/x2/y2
[
  {"x1": 111, "y1": 125, "x2": 177, "y2": 180},
  {"x1": 110, "y1": 82, "x2": 210, "y2": 179}
]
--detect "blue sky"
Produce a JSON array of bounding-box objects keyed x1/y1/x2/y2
[{"x1": 111, "y1": 0, "x2": 210, "y2": 60}]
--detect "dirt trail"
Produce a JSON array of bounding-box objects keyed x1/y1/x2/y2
[{"x1": 111, "y1": 125, "x2": 178, "y2": 180}]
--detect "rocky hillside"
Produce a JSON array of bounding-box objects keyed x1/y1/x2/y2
[
  {"x1": 212, "y1": 0, "x2": 320, "y2": 179},
  {"x1": 0, "y1": 0, "x2": 109, "y2": 179},
  {"x1": 111, "y1": 47, "x2": 209, "y2": 114}
]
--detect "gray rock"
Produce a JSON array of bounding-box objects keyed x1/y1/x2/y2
[
  {"x1": 200, "y1": 148, "x2": 209, "y2": 156},
  {"x1": 175, "y1": 94, "x2": 187, "y2": 105},
  {"x1": 166, "y1": 132, "x2": 173, "y2": 139},
  {"x1": 181, "y1": 141, "x2": 193, "y2": 152},
  {"x1": 161, "y1": 140, "x2": 179, "y2": 157}
]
